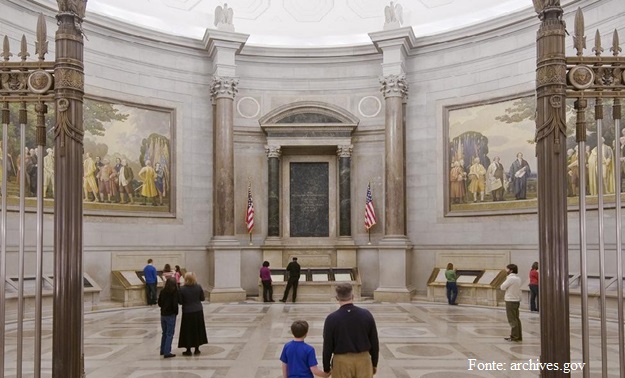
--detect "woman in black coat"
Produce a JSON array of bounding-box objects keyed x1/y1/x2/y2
[{"x1": 177, "y1": 272, "x2": 208, "y2": 355}]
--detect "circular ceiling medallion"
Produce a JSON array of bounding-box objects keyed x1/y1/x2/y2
[
  {"x1": 568, "y1": 65, "x2": 594, "y2": 90},
  {"x1": 237, "y1": 96, "x2": 261, "y2": 119},
  {"x1": 28, "y1": 70, "x2": 53, "y2": 94},
  {"x1": 358, "y1": 96, "x2": 381, "y2": 118}
]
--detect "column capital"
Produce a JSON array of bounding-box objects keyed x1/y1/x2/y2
[
  {"x1": 380, "y1": 74, "x2": 408, "y2": 99},
  {"x1": 337, "y1": 145, "x2": 353, "y2": 158},
  {"x1": 211, "y1": 76, "x2": 238, "y2": 100},
  {"x1": 265, "y1": 145, "x2": 281, "y2": 158}
]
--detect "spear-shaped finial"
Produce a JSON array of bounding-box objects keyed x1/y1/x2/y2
[
  {"x1": 610, "y1": 29, "x2": 622, "y2": 57},
  {"x1": 592, "y1": 29, "x2": 603, "y2": 57},
  {"x1": 18, "y1": 35, "x2": 29, "y2": 61},
  {"x1": 2, "y1": 35, "x2": 12, "y2": 61},
  {"x1": 35, "y1": 13, "x2": 48, "y2": 61},
  {"x1": 573, "y1": 8, "x2": 585, "y2": 56}
]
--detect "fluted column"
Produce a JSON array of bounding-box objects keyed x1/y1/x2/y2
[
  {"x1": 266, "y1": 145, "x2": 281, "y2": 237},
  {"x1": 211, "y1": 77, "x2": 237, "y2": 236},
  {"x1": 337, "y1": 145, "x2": 353, "y2": 236},
  {"x1": 534, "y1": 1, "x2": 570, "y2": 374},
  {"x1": 380, "y1": 75, "x2": 408, "y2": 236},
  {"x1": 53, "y1": 1, "x2": 87, "y2": 377}
]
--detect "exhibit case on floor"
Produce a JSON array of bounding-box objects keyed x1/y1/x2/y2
[
  {"x1": 111, "y1": 270, "x2": 168, "y2": 307},
  {"x1": 426, "y1": 267, "x2": 507, "y2": 306},
  {"x1": 259, "y1": 267, "x2": 361, "y2": 302}
]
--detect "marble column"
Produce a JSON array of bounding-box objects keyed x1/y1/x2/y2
[
  {"x1": 211, "y1": 77, "x2": 237, "y2": 236},
  {"x1": 380, "y1": 75, "x2": 407, "y2": 237},
  {"x1": 534, "y1": 2, "x2": 571, "y2": 374},
  {"x1": 207, "y1": 77, "x2": 246, "y2": 302},
  {"x1": 374, "y1": 74, "x2": 414, "y2": 302},
  {"x1": 53, "y1": 2, "x2": 87, "y2": 377},
  {"x1": 337, "y1": 145, "x2": 353, "y2": 237},
  {"x1": 266, "y1": 145, "x2": 281, "y2": 237}
]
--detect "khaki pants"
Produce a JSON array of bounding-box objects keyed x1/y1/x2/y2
[{"x1": 331, "y1": 352, "x2": 373, "y2": 378}]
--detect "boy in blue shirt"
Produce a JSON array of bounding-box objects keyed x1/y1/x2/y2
[{"x1": 280, "y1": 320, "x2": 330, "y2": 378}]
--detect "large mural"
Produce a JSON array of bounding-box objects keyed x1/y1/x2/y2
[
  {"x1": 0, "y1": 97, "x2": 175, "y2": 217},
  {"x1": 445, "y1": 95, "x2": 625, "y2": 216}
]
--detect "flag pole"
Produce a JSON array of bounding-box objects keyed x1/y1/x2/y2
[
  {"x1": 367, "y1": 229, "x2": 371, "y2": 245},
  {"x1": 249, "y1": 230, "x2": 252, "y2": 245}
]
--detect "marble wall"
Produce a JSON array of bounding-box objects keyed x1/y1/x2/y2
[{"x1": 2, "y1": 0, "x2": 624, "y2": 302}]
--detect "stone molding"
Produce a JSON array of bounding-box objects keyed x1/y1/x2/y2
[
  {"x1": 337, "y1": 145, "x2": 353, "y2": 157},
  {"x1": 210, "y1": 76, "x2": 238, "y2": 100},
  {"x1": 380, "y1": 74, "x2": 408, "y2": 99},
  {"x1": 265, "y1": 145, "x2": 282, "y2": 158}
]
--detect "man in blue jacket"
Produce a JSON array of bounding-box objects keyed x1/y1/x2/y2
[{"x1": 143, "y1": 258, "x2": 158, "y2": 305}]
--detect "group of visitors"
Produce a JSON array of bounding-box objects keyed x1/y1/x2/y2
[
  {"x1": 143, "y1": 259, "x2": 203, "y2": 359},
  {"x1": 281, "y1": 283, "x2": 379, "y2": 378},
  {"x1": 445, "y1": 260, "x2": 539, "y2": 344}
]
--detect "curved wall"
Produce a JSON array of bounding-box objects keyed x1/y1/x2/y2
[{"x1": 2, "y1": 0, "x2": 623, "y2": 300}]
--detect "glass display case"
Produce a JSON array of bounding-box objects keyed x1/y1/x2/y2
[
  {"x1": 260, "y1": 267, "x2": 361, "y2": 302},
  {"x1": 427, "y1": 267, "x2": 507, "y2": 306}
]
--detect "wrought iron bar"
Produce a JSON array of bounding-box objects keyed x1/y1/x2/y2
[
  {"x1": 34, "y1": 101, "x2": 47, "y2": 378},
  {"x1": 594, "y1": 99, "x2": 608, "y2": 377},
  {"x1": 0, "y1": 101, "x2": 9, "y2": 378},
  {"x1": 575, "y1": 97, "x2": 590, "y2": 378},
  {"x1": 613, "y1": 98, "x2": 624, "y2": 378},
  {"x1": 17, "y1": 102, "x2": 26, "y2": 378}
]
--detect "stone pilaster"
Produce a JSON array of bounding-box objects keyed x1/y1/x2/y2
[
  {"x1": 53, "y1": 1, "x2": 86, "y2": 377},
  {"x1": 534, "y1": 1, "x2": 571, "y2": 374},
  {"x1": 266, "y1": 145, "x2": 281, "y2": 238}
]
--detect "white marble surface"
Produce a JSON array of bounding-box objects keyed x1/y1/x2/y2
[{"x1": 3, "y1": 301, "x2": 621, "y2": 377}]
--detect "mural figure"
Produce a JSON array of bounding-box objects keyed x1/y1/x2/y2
[
  {"x1": 486, "y1": 156, "x2": 505, "y2": 201},
  {"x1": 468, "y1": 157, "x2": 486, "y2": 203},
  {"x1": 43, "y1": 148, "x2": 54, "y2": 198},
  {"x1": 119, "y1": 159, "x2": 134, "y2": 204},
  {"x1": 83, "y1": 152, "x2": 100, "y2": 202},
  {"x1": 588, "y1": 138, "x2": 615, "y2": 195},
  {"x1": 509, "y1": 152, "x2": 530, "y2": 200},
  {"x1": 449, "y1": 160, "x2": 466, "y2": 204},
  {"x1": 138, "y1": 160, "x2": 158, "y2": 206}
]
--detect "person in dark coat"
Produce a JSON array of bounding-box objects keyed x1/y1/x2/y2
[
  {"x1": 158, "y1": 277, "x2": 179, "y2": 358},
  {"x1": 177, "y1": 272, "x2": 208, "y2": 356},
  {"x1": 280, "y1": 257, "x2": 301, "y2": 303}
]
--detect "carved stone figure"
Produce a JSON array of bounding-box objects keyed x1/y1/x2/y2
[
  {"x1": 214, "y1": 3, "x2": 235, "y2": 32},
  {"x1": 383, "y1": 1, "x2": 403, "y2": 30}
]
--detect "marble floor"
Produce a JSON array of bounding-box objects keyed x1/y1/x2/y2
[{"x1": 3, "y1": 301, "x2": 623, "y2": 377}]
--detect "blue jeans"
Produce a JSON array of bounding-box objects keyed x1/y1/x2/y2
[
  {"x1": 145, "y1": 283, "x2": 157, "y2": 305},
  {"x1": 446, "y1": 281, "x2": 458, "y2": 304},
  {"x1": 160, "y1": 314, "x2": 177, "y2": 355}
]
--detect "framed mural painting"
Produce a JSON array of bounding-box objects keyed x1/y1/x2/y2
[
  {"x1": 0, "y1": 96, "x2": 175, "y2": 217},
  {"x1": 445, "y1": 95, "x2": 538, "y2": 216},
  {"x1": 445, "y1": 95, "x2": 625, "y2": 216}
]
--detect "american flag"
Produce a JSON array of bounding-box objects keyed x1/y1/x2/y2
[
  {"x1": 246, "y1": 184, "x2": 255, "y2": 233},
  {"x1": 364, "y1": 183, "x2": 377, "y2": 230}
]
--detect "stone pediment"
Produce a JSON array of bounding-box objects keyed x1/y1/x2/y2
[{"x1": 260, "y1": 101, "x2": 359, "y2": 146}]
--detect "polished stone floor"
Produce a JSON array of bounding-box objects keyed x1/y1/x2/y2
[{"x1": 3, "y1": 301, "x2": 623, "y2": 377}]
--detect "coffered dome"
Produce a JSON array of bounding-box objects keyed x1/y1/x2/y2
[{"x1": 38, "y1": 0, "x2": 537, "y2": 47}]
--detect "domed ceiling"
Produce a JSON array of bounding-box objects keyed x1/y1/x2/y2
[{"x1": 57, "y1": 0, "x2": 536, "y2": 47}]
